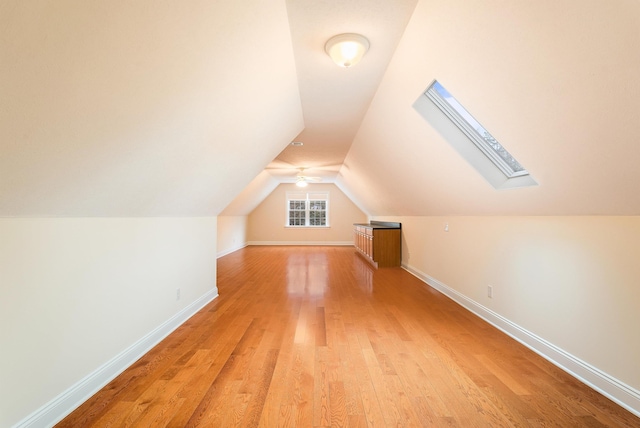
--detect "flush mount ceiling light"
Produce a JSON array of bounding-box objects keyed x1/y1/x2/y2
[{"x1": 324, "y1": 33, "x2": 370, "y2": 68}]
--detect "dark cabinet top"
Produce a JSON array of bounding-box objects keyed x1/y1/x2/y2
[{"x1": 353, "y1": 221, "x2": 401, "y2": 230}]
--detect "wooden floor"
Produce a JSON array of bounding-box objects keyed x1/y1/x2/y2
[{"x1": 58, "y1": 246, "x2": 640, "y2": 427}]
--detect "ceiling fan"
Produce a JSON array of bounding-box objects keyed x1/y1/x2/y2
[{"x1": 295, "y1": 168, "x2": 322, "y2": 187}]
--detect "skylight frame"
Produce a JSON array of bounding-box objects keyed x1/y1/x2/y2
[{"x1": 425, "y1": 81, "x2": 529, "y2": 179}]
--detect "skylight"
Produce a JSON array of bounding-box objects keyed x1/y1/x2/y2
[{"x1": 414, "y1": 80, "x2": 537, "y2": 189}]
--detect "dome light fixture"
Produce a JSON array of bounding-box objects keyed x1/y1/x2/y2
[
  {"x1": 295, "y1": 177, "x2": 309, "y2": 188},
  {"x1": 324, "y1": 33, "x2": 370, "y2": 68}
]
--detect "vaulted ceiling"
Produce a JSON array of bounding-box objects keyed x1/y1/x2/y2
[
  {"x1": 1, "y1": 0, "x2": 302, "y2": 216},
  {"x1": 2, "y1": 0, "x2": 639, "y2": 218}
]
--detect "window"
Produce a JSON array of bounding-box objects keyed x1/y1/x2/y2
[
  {"x1": 413, "y1": 80, "x2": 537, "y2": 189},
  {"x1": 309, "y1": 200, "x2": 327, "y2": 226},
  {"x1": 288, "y1": 200, "x2": 306, "y2": 226},
  {"x1": 286, "y1": 192, "x2": 329, "y2": 227}
]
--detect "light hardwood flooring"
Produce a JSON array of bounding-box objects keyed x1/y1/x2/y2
[{"x1": 57, "y1": 246, "x2": 640, "y2": 427}]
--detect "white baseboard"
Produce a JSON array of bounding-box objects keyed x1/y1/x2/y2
[
  {"x1": 14, "y1": 288, "x2": 219, "y2": 428},
  {"x1": 217, "y1": 242, "x2": 248, "y2": 258},
  {"x1": 402, "y1": 263, "x2": 640, "y2": 418},
  {"x1": 247, "y1": 241, "x2": 353, "y2": 246}
]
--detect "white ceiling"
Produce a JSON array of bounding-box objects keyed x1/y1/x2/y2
[
  {"x1": 2, "y1": 0, "x2": 640, "y2": 217},
  {"x1": 266, "y1": 0, "x2": 417, "y2": 184}
]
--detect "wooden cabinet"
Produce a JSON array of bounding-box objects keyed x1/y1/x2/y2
[{"x1": 353, "y1": 221, "x2": 401, "y2": 268}]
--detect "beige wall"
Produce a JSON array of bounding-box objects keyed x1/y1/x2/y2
[
  {"x1": 0, "y1": 217, "x2": 218, "y2": 427},
  {"x1": 374, "y1": 215, "x2": 640, "y2": 394},
  {"x1": 217, "y1": 215, "x2": 248, "y2": 257},
  {"x1": 248, "y1": 183, "x2": 367, "y2": 244}
]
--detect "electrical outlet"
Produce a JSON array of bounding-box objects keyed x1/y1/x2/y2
[
  {"x1": 176, "y1": 288, "x2": 181, "y2": 301},
  {"x1": 444, "y1": 223, "x2": 449, "y2": 232},
  {"x1": 487, "y1": 285, "x2": 493, "y2": 298}
]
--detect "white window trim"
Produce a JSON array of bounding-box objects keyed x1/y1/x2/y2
[
  {"x1": 413, "y1": 80, "x2": 538, "y2": 190},
  {"x1": 285, "y1": 191, "x2": 330, "y2": 228},
  {"x1": 425, "y1": 81, "x2": 528, "y2": 178}
]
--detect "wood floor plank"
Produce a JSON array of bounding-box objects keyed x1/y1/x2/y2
[
  {"x1": 329, "y1": 381, "x2": 347, "y2": 427},
  {"x1": 313, "y1": 346, "x2": 331, "y2": 427},
  {"x1": 239, "y1": 348, "x2": 280, "y2": 427},
  {"x1": 57, "y1": 246, "x2": 640, "y2": 427}
]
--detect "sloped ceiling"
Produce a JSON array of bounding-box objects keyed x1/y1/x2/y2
[
  {"x1": 0, "y1": 0, "x2": 302, "y2": 216},
  {"x1": 219, "y1": 171, "x2": 280, "y2": 217},
  {"x1": 338, "y1": 0, "x2": 640, "y2": 215},
  {"x1": 3, "y1": 0, "x2": 640, "y2": 218},
  {"x1": 267, "y1": 0, "x2": 418, "y2": 182}
]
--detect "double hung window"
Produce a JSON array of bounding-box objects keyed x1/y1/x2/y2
[{"x1": 286, "y1": 192, "x2": 329, "y2": 227}]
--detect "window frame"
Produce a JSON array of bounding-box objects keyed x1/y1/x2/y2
[
  {"x1": 286, "y1": 192, "x2": 330, "y2": 228},
  {"x1": 425, "y1": 80, "x2": 529, "y2": 179},
  {"x1": 413, "y1": 79, "x2": 537, "y2": 190}
]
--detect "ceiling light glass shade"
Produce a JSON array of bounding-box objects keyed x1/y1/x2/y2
[
  {"x1": 324, "y1": 33, "x2": 370, "y2": 68},
  {"x1": 295, "y1": 178, "x2": 308, "y2": 188}
]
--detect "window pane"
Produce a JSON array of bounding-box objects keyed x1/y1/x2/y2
[
  {"x1": 288, "y1": 199, "x2": 306, "y2": 226},
  {"x1": 309, "y1": 199, "x2": 327, "y2": 226}
]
